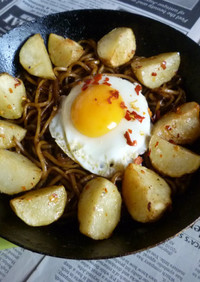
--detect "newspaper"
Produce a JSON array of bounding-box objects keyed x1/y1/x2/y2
[
  {"x1": 0, "y1": 0, "x2": 200, "y2": 42},
  {"x1": 1, "y1": 222, "x2": 200, "y2": 282},
  {"x1": 0, "y1": 0, "x2": 200, "y2": 281}
]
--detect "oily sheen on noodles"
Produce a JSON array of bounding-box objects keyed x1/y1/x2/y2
[{"x1": 50, "y1": 74, "x2": 151, "y2": 177}]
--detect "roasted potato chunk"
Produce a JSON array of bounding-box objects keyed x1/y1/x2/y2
[
  {"x1": 0, "y1": 149, "x2": 42, "y2": 195},
  {"x1": 97, "y1": 27, "x2": 136, "y2": 68},
  {"x1": 122, "y1": 163, "x2": 172, "y2": 223},
  {"x1": 10, "y1": 185, "x2": 67, "y2": 226},
  {"x1": 78, "y1": 177, "x2": 122, "y2": 240},
  {"x1": 131, "y1": 52, "x2": 180, "y2": 88},
  {"x1": 152, "y1": 102, "x2": 200, "y2": 144},
  {"x1": 0, "y1": 120, "x2": 26, "y2": 149},
  {"x1": 48, "y1": 33, "x2": 84, "y2": 67},
  {"x1": 0, "y1": 73, "x2": 26, "y2": 119},
  {"x1": 19, "y1": 34, "x2": 55, "y2": 79},
  {"x1": 149, "y1": 135, "x2": 200, "y2": 177}
]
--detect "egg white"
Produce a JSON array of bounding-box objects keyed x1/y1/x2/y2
[{"x1": 49, "y1": 75, "x2": 151, "y2": 177}]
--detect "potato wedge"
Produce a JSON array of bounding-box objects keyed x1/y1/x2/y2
[
  {"x1": 0, "y1": 149, "x2": 42, "y2": 195},
  {"x1": 122, "y1": 163, "x2": 172, "y2": 223},
  {"x1": 78, "y1": 177, "x2": 122, "y2": 240},
  {"x1": 48, "y1": 33, "x2": 84, "y2": 67},
  {"x1": 149, "y1": 135, "x2": 200, "y2": 177},
  {"x1": 0, "y1": 120, "x2": 26, "y2": 149},
  {"x1": 0, "y1": 73, "x2": 26, "y2": 119},
  {"x1": 97, "y1": 27, "x2": 136, "y2": 68},
  {"x1": 131, "y1": 52, "x2": 180, "y2": 88},
  {"x1": 19, "y1": 34, "x2": 55, "y2": 80},
  {"x1": 10, "y1": 185, "x2": 67, "y2": 226},
  {"x1": 152, "y1": 102, "x2": 200, "y2": 144}
]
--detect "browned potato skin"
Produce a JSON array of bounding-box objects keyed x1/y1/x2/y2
[
  {"x1": 10, "y1": 185, "x2": 67, "y2": 226},
  {"x1": 131, "y1": 52, "x2": 180, "y2": 89},
  {"x1": 149, "y1": 135, "x2": 200, "y2": 177},
  {"x1": 97, "y1": 27, "x2": 136, "y2": 68},
  {"x1": 152, "y1": 102, "x2": 200, "y2": 144},
  {"x1": 19, "y1": 34, "x2": 55, "y2": 80},
  {"x1": 0, "y1": 120, "x2": 26, "y2": 149},
  {"x1": 0, "y1": 149, "x2": 42, "y2": 195},
  {"x1": 78, "y1": 177, "x2": 122, "y2": 240},
  {"x1": 48, "y1": 33, "x2": 84, "y2": 67},
  {"x1": 122, "y1": 163, "x2": 172, "y2": 223},
  {"x1": 0, "y1": 73, "x2": 26, "y2": 119}
]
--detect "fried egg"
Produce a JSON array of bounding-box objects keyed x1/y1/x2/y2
[{"x1": 49, "y1": 74, "x2": 151, "y2": 177}]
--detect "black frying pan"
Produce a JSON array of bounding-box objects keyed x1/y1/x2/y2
[{"x1": 0, "y1": 10, "x2": 199, "y2": 259}]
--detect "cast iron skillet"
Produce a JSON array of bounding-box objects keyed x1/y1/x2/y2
[{"x1": 0, "y1": 10, "x2": 199, "y2": 260}]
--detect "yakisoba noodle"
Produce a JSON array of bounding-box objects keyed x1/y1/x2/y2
[{"x1": 14, "y1": 38, "x2": 186, "y2": 217}]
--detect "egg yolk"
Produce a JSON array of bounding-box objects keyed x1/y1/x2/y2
[{"x1": 71, "y1": 84, "x2": 125, "y2": 137}]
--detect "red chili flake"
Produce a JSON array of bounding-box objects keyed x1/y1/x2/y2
[
  {"x1": 135, "y1": 84, "x2": 142, "y2": 95},
  {"x1": 128, "y1": 129, "x2": 132, "y2": 133},
  {"x1": 110, "y1": 90, "x2": 119, "y2": 98},
  {"x1": 103, "y1": 77, "x2": 111, "y2": 86},
  {"x1": 9, "y1": 88, "x2": 13, "y2": 93},
  {"x1": 160, "y1": 154, "x2": 163, "y2": 158},
  {"x1": 134, "y1": 156, "x2": 143, "y2": 165},
  {"x1": 125, "y1": 110, "x2": 145, "y2": 123},
  {"x1": 125, "y1": 110, "x2": 132, "y2": 121},
  {"x1": 132, "y1": 111, "x2": 145, "y2": 123},
  {"x1": 14, "y1": 78, "x2": 21, "y2": 88},
  {"x1": 82, "y1": 84, "x2": 88, "y2": 91},
  {"x1": 161, "y1": 61, "x2": 166, "y2": 70},
  {"x1": 165, "y1": 125, "x2": 172, "y2": 131},
  {"x1": 151, "y1": 72, "x2": 157, "y2": 76},
  {"x1": 107, "y1": 97, "x2": 112, "y2": 104},
  {"x1": 103, "y1": 81, "x2": 111, "y2": 86},
  {"x1": 92, "y1": 73, "x2": 102, "y2": 84},
  {"x1": 82, "y1": 79, "x2": 92, "y2": 91},
  {"x1": 124, "y1": 130, "x2": 137, "y2": 146},
  {"x1": 169, "y1": 139, "x2": 176, "y2": 144},
  {"x1": 104, "y1": 188, "x2": 108, "y2": 193},
  {"x1": 155, "y1": 141, "x2": 159, "y2": 148},
  {"x1": 107, "y1": 90, "x2": 119, "y2": 104},
  {"x1": 120, "y1": 101, "x2": 127, "y2": 109}
]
